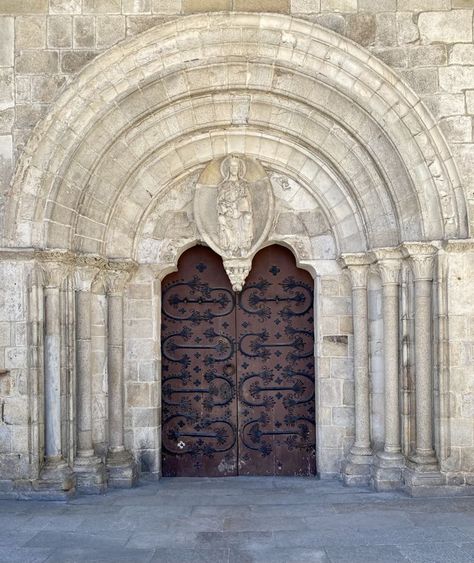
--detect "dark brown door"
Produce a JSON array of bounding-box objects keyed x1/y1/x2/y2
[{"x1": 161, "y1": 245, "x2": 315, "y2": 477}]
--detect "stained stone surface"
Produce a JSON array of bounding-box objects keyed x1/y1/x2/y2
[{"x1": 2, "y1": 477, "x2": 474, "y2": 561}]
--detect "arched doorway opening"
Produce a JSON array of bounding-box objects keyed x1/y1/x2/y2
[{"x1": 161, "y1": 244, "x2": 315, "y2": 477}]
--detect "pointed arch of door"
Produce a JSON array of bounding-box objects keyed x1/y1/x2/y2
[{"x1": 159, "y1": 241, "x2": 319, "y2": 476}]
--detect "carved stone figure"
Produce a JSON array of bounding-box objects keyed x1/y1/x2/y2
[{"x1": 216, "y1": 155, "x2": 253, "y2": 256}]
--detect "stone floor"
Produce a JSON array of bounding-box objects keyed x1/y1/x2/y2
[{"x1": 2, "y1": 477, "x2": 474, "y2": 562}]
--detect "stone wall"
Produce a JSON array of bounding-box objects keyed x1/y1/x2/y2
[{"x1": 0, "y1": 1, "x2": 473, "y2": 233}]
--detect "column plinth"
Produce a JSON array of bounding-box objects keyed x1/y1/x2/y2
[
  {"x1": 340, "y1": 254, "x2": 373, "y2": 486},
  {"x1": 105, "y1": 268, "x2": 138, "y2": 488},
  {"x1": 73, "y1": 265, "x2": 107, "y2": 494},
  {"x1": 372, "y1": 251, "x2": 405, "y2": 491}
]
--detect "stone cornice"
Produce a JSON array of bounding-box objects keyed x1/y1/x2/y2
[{"x1": 442, "y1": 239, "x2": 474, "y2": 254}]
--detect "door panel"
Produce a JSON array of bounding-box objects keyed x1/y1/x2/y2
[
  {"x1": 237, "y1": 246, "x2": 316, "y2": 475},
  {"x1": 161, "y1": 246, "x2": 238, "y2": 477},
  {"x1": 161, "y1": 245, "x2": 315, "y2": 477}
]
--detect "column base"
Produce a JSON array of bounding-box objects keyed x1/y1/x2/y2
[
  {"x1": 404, "y1": 460, "x2": 445, "y2": 497},
  {"x1": 372, "y1": 451, "x2": 405, "y2": 491},
  {"x1": 106, "y1": 449, "x2": 138, "y2": 489},
  {"x1": 74, "y1": 454, "x2": 107, "y2": 494},
  {"x1": 36, "y1": 458, "x2": 76, "y2": 499},
  {"x1": 342, "y1": 448, "x2": 373, "y2": 486}
]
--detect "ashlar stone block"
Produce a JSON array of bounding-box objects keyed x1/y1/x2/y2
[
  {"x1": 122, "y1": 0, "x2": 152, "y2": 12},
  {"x1": 152, "y1": 0, "x2": 181, "y2": 13},
  {"x1": 16, "y1": 50, "x2": 59, "y2": 74},
  {"x1": 74, "y1": 16, "x2": 95, "y2": 48},
  {"x1": 0, "y1": 17, "x2": 14, "y2": 67},
  {"x1": 96, "y1": 16, "x2": 126, "y2": 49},
  {"x1": 450, "y1": 44, "x2": 474, "y2": 66},
  {"x1": 48, "y1": 16, "x2": 72, "y2": 48},
  {"x1": 418, "y1": 10, "x2": 473, "y2": 44},
  {"x1": 15, "y1": 16, "x2": 47, "y2": 49},
  {"x1": 440, "y1": 66, "x2": 474, "y2": 93},
  {"x1": 0, "y1": 0, "x2": 47, "y2": 13},
  {"x1": 466, "y1": 91, "x2": 474, "y2": 115},
  {"x1": 440, "y1": 116, "x2": 472, "y2": 143},
  {"x1": 234, "y1": 0, "x2": 290, "y2": 11},
  {"x1": 82, "y1": 0, "x2": 121, "y2": 13},
  {"x1": 0, "y1": 68, "x2": 13, "y2": 111},
  {"x1": 290, "y1": 0, "x2": 321, "y2": 13},
  {"x1": 321, "y1": 0, "x2": 356, "y2": 11},
  {"x1": 182, "y1": 0, "x2": 231, "y2": 11},
  {"x1": 398, "y1": 0, "x2": 450, "y2": 9},
  {"x1": 49, "y1": 0, "x2": 81, "y2": 13}
]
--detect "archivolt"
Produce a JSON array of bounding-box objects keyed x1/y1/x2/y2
[{"x1": 4, "y1": 12, "x2": 468, "y2": 255}]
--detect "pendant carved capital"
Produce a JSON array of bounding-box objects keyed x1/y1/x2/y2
[
  {"x1": 339, "y1": 252, "x2": 373, "y2": 289},
  {"x1": 223, "y1": 258, "x2": 252, "y2": 292},
  {"x1": 105, "y1": 269, "x2": 132, "y2": 295}
]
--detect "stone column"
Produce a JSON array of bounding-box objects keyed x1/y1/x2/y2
[
  {"x1": 403, "y1": 243, "x2": 443, "y2": 493},
  {"x1": 73, "y1": 265, "x2": 107, "y2": 494},
  {"x1": 340, "y1": 254, "x2": 373, "y2": 485},
  {"x1": 373, "y1": 249, "x2": 405, "y2": 490},
  {"x1": 38, "y1": 259, "x2": 75, "y2": 496},
  {"x1": 105, "y1": 268, "x2": 137, "y2": 488}
]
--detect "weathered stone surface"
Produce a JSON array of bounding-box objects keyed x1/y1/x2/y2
[
  {"x1": 450, "y1": 44, "x2": 474, "y2": 66},
  {"x1": 467, "y1": 91, "x2": 474, "y2": 115},
  {"x1": 315, "y1": 13, "x2": 345, "y2": 34},
  {"x1": 234, "y1": 0, "x2": 289, "y2": 11},
  {"x1": 345, "y1": 14, "x2": 375, "y2": 47},
  {"x1": 0, "y1": 68, "x2": 13, "y2": 111},
  {"x1": 47, "y1": 15, "x2": 72, "y2": 48},
  {"x1": 122, "y1": 0, "x2": 152, "y2": 13},
  {"x1": 96, "y1": 15, "x2": 125, "y2": 48},
  {"x1": 60, "y1": 50, "x2": 97, "y2": 73},
  {"x1": 152, "y1": 0, "x2": 181, "y2": 13},
  {"x1": 397, "y1": 12, "x2": 419, "y2": 44},
  {"x1": 0, "y1": 17, "x2": 13, "y2": 67},
  {"x1": 182, "y1": 0, "x2": 231, "y2": 12},
  {"x1": 408, "y1": 45, "x2": 447, "y2": 67},
  {"x1": 321, "y1": 0, "x2": 356, "y2": 11},
  {"x1": 31, "y1": 75, "x2": 67, "y2": 103},
  {"x1": 401, "y1": 68, "x2": 438, "y2": 95},
  {"x1": 291, "y1": 0, "x2": 321, "y2": 13},
  {"x1": 419, "y1": 10, "x2": 473, "y2": 44},
  {"x1": 73, "y1": 16, "x2": 95, "y2": 48},
  {"x1": 49, "y1": 0, "x2": 81, "y2": 14},
  {"x1": 126, "y1": 15, "x2": 168, "y2": 35},
  {"x1": 423, "y1": 93, "x2": 466, "y2": 118},
  {"x1": 15, "y1": 16, "x2": 46, "y2": 49},
  {"x1": 0, "y1": 0, "x2": 47, "y2": 14},
  {"x1": 440, "y1": 116, "x2": 472, "y2": 143},
  {"x1": 374, "y1": 13, "x2": 397, "y2": 47},
  {"x1": 16, "y1": 51, "x2": 59, "y2": 74},
  {"x1": 439, "y1": 66, "x2": 474, "y2": 93},
  {"x1": 398, "y1": 0, "x2": 450, "y2": 9},
  {"x1": 82, "y1": 0, "x2": 121, "y2": 13}
]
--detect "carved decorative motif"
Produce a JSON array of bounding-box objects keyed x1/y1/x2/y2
[
  {"x1": 377, "y1": 261, "x2": 401, "y2": 285},
  {"x1": 194, "y1": 154, "x2": 274, "y2": 291},
  {"x1": 402, "y1": 243, "x2": 438, "y2": 281}
]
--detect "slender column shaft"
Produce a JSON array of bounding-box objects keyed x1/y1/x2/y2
[
  {"x1": 414, "y1": 277, "x2": 435, "y2": 458},
  {"x1": 352, "y1": 280, "x2": 371, "y2": 453},
  {"x1": 44, "y1": 284, "x2": 62, "y2": 460},
  {"x1": 377, "y1": 258, "x2": 402, "y2": 456},
  {"x1": 108, "y1": 291, "x2": 125, "y2": 452},
  {"x1": 76, "y1": 287, "x2": 94, "y2": 457}
]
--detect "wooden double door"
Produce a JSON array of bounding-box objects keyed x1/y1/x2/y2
[{"x1": 161, "y1": 245, "x2": 316, "y2": 477}]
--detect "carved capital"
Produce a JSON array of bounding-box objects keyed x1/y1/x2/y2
[
  {"x1": 347, "y1": 264, "x2": 369, "y2": 289},
  {"x1": 376, "y1": 260, "x2": 401, "y2": 286},
  {"x1": 74, "y1": 266, "x2": 100, "y2": 292},
  {"x1": 402, "y1": 243, "x2": 438, "y2": 281},
  {"x1": 40, "y1": 261, "x2": 72, "y2": 287},
  {"x1": 105, "y1": 269, "x2": 131, "y2": 295}
]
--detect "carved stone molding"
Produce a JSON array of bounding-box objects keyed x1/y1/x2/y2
[
  {"x1": 40, "y1": 260, "x2": 73, "y2": 288},
  {"x1": 373, "y1": 248, "x2": 402, "y2": 286},
  {"x1": 339, "y1": 252, "x2": 373, "y2": 289},
  {"x1": 402, "y1": 243, "x2": 438, "y2": 281},
  {"x1": 194, "y1": 154, "x2": 274, "y2": 290}
]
